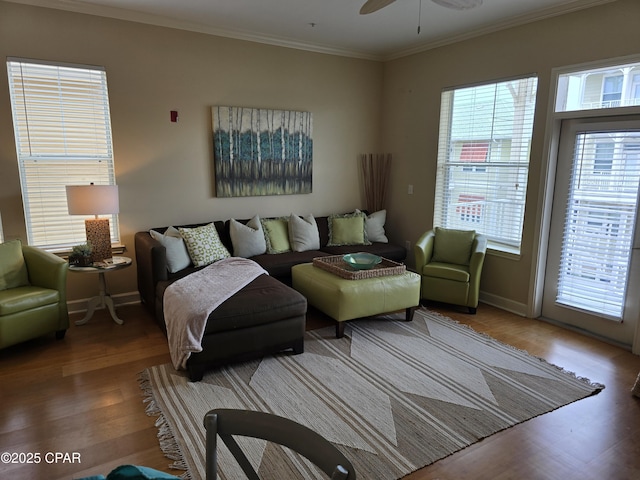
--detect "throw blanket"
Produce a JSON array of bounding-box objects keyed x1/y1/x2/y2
[{"x1": 163, "y1": 257, "x2": 267, "y2": 370}]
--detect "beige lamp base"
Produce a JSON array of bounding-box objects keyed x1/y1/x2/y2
[{"x1": 86, "y1": 218, "x2": 112, "y2": 263}]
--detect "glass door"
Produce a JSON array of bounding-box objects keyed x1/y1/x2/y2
[{"x1": 542, "y1": 116, "x2": 640, "y2": 341}]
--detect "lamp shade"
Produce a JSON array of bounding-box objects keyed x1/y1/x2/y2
[{"x1": 66, "y1": 184, "x2": 119, "y2": 215}]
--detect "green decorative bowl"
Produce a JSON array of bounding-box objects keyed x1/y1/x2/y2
[{"x1": 343, "y1": 253, "x2": 382, "y2": 270}]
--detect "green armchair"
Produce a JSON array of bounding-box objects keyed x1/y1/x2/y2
[
  {"x1": 414, "y1": 228, "x2": 487, "y2": 313},
  {"x1": 0, "y1": 240, "x2": 69, "y2": 349}
]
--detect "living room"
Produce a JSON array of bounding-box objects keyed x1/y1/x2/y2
[{"x1": 1, "y1": 0, "x2": 640, "y2": 478}]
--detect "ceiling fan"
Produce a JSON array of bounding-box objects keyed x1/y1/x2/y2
[{"x1": 360, "y1": 0, "x2": 483, "y2": 15}]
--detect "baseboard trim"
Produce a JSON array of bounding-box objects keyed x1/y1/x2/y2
[
  {"x1": 67, "y1": 291, "x2": 140, "y2": 314},
  {"x1": 479, "y1": 292, "x2": 528, "y2": 317}
]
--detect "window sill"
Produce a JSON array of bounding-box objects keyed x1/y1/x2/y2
[{"x1": 52, "y1": 243, "x2": 127, "y2": 259}]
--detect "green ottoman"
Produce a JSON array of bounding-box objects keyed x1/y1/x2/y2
[{"x1": 292, "y1": 262, "x2": 421, "y2": 338}]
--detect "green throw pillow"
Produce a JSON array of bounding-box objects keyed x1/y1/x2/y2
[
  {"x1": 178, "y1": 223, "x2": 230, "y2": 267},
  {"x1": 327, "y1": 212, "x2": 371, "y2": 246},
  {"x1": 261, "y1": 217, "x2": 291, "y2": 254},
  {"x1": 432, "y1": 227, "x2": 475, "y2": 266},
  {"x1": 0, "y1": 239, "x2": 30, "y2": 291}
]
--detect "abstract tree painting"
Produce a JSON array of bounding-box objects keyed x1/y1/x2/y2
[{"x1": 213, "y1": 106, "x2": 313, "y2": 197}]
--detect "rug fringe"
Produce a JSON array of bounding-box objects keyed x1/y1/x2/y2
[
  {"x1": 416, "y1": 307, "x2": 606, "y2": 393},
  {"x1": 138, "y1": 370, "x2": 191, "y2": 479}
]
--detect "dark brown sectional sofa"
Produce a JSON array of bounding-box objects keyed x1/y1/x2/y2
[{"x1": 135, "y1": 213, "x2": 406, "y2": 380}]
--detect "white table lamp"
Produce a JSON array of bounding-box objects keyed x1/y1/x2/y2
[{"x1": 66, "y1": 184, "x2": 119, "y2": 262}]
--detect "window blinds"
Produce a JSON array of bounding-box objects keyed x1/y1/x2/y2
[
  {"x1": 556, "y1": 132, "x2": 640, "y2": 320},
  {"x1": 434, "y1": 76, "x2": 538, "y2": 253},
  {"x1": 7, "y1": 58, "x2": 118, "y2": 249}
]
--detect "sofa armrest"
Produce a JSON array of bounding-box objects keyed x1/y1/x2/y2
[
  {"x1": 413, "y1": 230, "x2": 435, "y2": 271},
  {"x1": 135, "y1": 231, "x2": 169, "y2": 314}
]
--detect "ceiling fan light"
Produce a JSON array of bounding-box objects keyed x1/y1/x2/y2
[{"x1": 432, "y1": 0, "x2": 483, "y2": 10}]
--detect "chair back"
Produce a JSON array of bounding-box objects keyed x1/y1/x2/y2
[{"x1": 204, "y1": 408, "x2": 355, "y2": 480}]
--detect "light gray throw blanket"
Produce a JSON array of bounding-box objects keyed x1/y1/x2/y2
[{"x1": 163, "y1": 257, "x2": 267, "y2": 370}]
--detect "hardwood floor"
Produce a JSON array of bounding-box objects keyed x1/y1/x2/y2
[{"x1": 1, "y1": 302, "x2": 639, "y2": 480}]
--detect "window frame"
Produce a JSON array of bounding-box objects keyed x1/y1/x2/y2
[
  {"x1": 6, "y1": 57, "x2": 119, "y2": 252},
  {"x1": 434, "y1": 75, "x2": 539, "y2": 255}
]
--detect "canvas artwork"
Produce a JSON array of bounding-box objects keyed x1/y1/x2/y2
[{"x1": 212, "y1": 106, "x2": 313, "y2": 197}]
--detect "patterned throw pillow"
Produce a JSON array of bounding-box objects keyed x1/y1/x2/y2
[
  {"x1": 327, "y1": 211, "x2": 371, "y2": 246},
  {"x1": 178, "y1": 223, "x2": 230, "y2": 267}
]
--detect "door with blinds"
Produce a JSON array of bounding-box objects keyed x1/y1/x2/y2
[{"x1": 543, "y1": 116, "x2": 640, "y2": 335}]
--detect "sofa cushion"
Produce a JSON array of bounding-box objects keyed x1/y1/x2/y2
[
  {"x1": 150, "y1": 227, "x2": 191, "y2": 273},
  {"x1": 178, "y1": 223, "x2": 231, "y2": 267},
  {"x1": 252, "y1": 250, "x2": 329, "y2": 279},
  {"x1": 0, "y1": 240, "x2": 30, "y2": 291},
  {"x1": 229, "y1": 215, "x2": 267, "y2": 258},
  {"x1": 288, "y1": 214, "x2": 320, "y2": 252},
  {"x1": 203, "y1": 274, "x2": 307, "y2": 334},
  {"x1": 432, "y1": 227, "x2": 475, "y2": 266},
  {"x1": 327, "y1": 211, "x2": 371, "y2": 246},
  {"x1": 261, "y1": 217, "x2": 291, "y2": 254}
]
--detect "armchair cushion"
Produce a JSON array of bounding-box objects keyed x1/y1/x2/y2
[
  {"x1": 423, "y1": 262, "x2": 470, "y2": 283},
  {"x1": 0, "y1": 286, "x2": 60, "y2": 316},
  {"x1": 0, "y1": 240, "x2": 30, "y2": 291},
  {"x1": 432, "y1": 227, "x2": 475, "y2": 266}
]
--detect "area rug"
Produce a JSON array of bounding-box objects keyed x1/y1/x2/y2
[{"x1": 140, "y1": 308, "x2": 604, "y2": 479}]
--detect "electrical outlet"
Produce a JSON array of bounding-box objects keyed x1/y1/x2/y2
[{"x1": 408, "y1": 184, "x2": 414, "y2": 195}]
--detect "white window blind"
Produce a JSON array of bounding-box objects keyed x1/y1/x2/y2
[
  {"x1": 6, "y1": 58, "x2": 119, "y2": 250},
  {"x1": 557, "y1": 133, "x2": 640, "y2": 320},
  {"x1": 434, "y1": 76, "x2": 538, "y2": 253}
]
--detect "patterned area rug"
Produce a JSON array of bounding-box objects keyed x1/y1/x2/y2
[{"x1": 140, "y1": 308, "x2": 604, "y2": 479}]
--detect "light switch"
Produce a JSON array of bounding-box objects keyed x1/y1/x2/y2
[{"x1": 408, "y1": 184, "x2": 414, "y2": 195}]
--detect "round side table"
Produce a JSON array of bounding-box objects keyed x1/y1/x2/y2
[{"x1": 69, "y1": 256, "x2": 132, "y2": 325}]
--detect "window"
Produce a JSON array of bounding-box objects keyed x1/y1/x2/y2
[
  {"x1": 602, "y1": 75, "x2": 623, "y2": 106},
  {"x1": 7, "y1": 58, "x2": 118, "y2": 250},
  {"x1": 555, "y1": 60, "x2": 640, "y2": 112},
  {"x1": 556, "y1": 131, "x2": 640, "y2": 319},
  {"x1": 434, "y1": 76, "x2": 538, "y2": 253}
]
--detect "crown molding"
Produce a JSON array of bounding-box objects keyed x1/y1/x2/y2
[
  {"x1": 384, "y1": 0, "x2": 619, "y2": 61},
  {"x1": 4, "y1": 0, "x2": 620, "y2": 62}
]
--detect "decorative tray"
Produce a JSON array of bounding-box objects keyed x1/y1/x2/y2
[{"x1": 313, "y1": 254, "x2": 406, "y2": 280}]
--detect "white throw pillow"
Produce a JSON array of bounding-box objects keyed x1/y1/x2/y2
[
  {"x1": 150, "y1": 226, "x2": 191, "y2": 273},
  {"x1": 358, "y1": 209, "x2": 388, "y2": 243},
  {"x1": 289, "y1": 214, "x2": 320, "y2": 252},
  {"x1": 229, "y1": 215, "x2": 267, "y2": 258}
]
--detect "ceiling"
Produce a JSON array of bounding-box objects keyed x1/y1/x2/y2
[{"x1": 8, "y1": 0, "x2": 616, "y2": 60}]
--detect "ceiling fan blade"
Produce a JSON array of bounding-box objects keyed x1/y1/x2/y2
[
  {"x1": 360, "y1": 0, "x2": 397, "y2": 15},
  {"x1": 431, "y1": 0, "x2": 483, "y2": 10}
]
